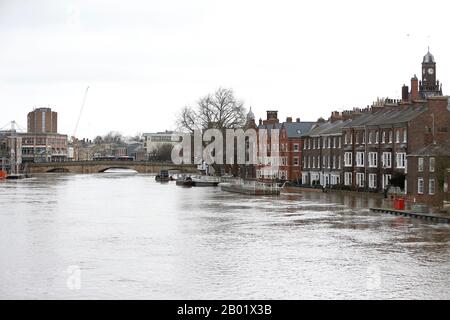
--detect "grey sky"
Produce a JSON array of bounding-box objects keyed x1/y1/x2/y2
[{"x1": 1, "y1": 0, "x2": 449, "y2": 138}]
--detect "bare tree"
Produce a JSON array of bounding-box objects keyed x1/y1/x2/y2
[
  {"x1": 94, "y1": 136, "x2": 103, "y2": 145},
  {"x1": 103, "y1": 131, "x2": 124, "y2": 144},
  {"x1": 176, "y1": 88, "x2": 246, "y2": 133},
  {"x1": 150, "y1": 143, "x2": 174, "y2": 162},
  {"x1": 175, "y1": 88, "x2": 247, "y2": 175}
]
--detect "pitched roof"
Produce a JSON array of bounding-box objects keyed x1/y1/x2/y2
[
  {"x1": 343, "y1": 105, "x2": 427, "y2": 128},
  {"x1": 408, "y1": 139, "x2": 450, "y2": 157},
  {"x1": 283, "y1": 122, "x2": 316, "y2": 138},
  {"x1": 301, "y1": 120, "x2": 349, "y2": 137}
]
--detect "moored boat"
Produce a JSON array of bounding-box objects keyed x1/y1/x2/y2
[
  {"x1": 176, "y1": 176, "x2": 194, "y2": 187},
  {"x1": 5, "y1": 174, "x2": 26, "y2": 180},
  {"x1": 175, "y1": 175, "x2": 219, "y2": 187},
  {"x1": 155, "y1": 170, "x2": 170, "y2": 182},
  {"x1": 220, "y1": 180, "x2": 281, "y2": 195}
]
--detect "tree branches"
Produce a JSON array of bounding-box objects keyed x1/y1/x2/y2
[{"x1": 176, "y1": 88, "x2": 246, "y2": 133}]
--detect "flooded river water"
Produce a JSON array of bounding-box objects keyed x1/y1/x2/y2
[{"x1": 1, "y1": 172, "x2": 449, "y2": 299}]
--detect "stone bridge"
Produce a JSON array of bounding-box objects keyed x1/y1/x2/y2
[{"x1": 27, "y1": 161, "x2": 199, "y2": 174}]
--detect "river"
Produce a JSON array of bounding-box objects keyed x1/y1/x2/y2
[{"x1": 1, "y1": 171, "x2": 449, "y2": 299}]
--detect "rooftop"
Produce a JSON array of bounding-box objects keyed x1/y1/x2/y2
[
  {"x1": 408, "y1": 139, "x2": 450, "y2": 157},
  {"x1": 423, "y1": 49, "x2": 435, "y2": 63}
]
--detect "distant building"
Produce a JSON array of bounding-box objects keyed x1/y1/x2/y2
[
  {"x1": 127, "y1": 142, "x2": 146, "y2": 161},
  {"x1": 20, "y1": 107, "x2": 68, "y2": 163},
  {"x1": 0, "y1": 130, "x2": 22, "y2": 174},
  {"x1": 27, "y1": 107, "x2": 58, "y2": 133}
]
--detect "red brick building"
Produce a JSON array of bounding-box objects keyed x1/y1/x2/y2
[
  {"x1": 256, "y1": 111, "x2": 315, "y2": 182},
  {"x1": 407, "y1": 139, "x2": 450, "y2": 207},
  {"x1": 27, "y1": 108, "x2": 58, "y2": 133}
]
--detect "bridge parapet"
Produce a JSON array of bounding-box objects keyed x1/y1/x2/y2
[{"x1": 27, "y1": 161, "x2": 199, "y2": 174}]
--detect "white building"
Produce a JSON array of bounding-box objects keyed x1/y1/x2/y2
[{"x1": 142, "y1": 131, "x2": 182, "y2": 155}]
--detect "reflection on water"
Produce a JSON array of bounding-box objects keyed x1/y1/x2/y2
[{"x1": 0, "y1": 174, "x2": 449, "y2": 299}]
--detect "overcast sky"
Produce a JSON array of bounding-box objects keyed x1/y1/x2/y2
[{"x1": 1, "y1": 0, "x2": 450, "y2": 138}]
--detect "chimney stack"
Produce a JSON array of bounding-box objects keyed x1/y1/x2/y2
[
  {"x1": 411, "y1": 75, "x2": 419, "y2": 101},
  {"x1": 296, "y1": 118, "x2": 300, "y2": 123},
  {"x1": 329, "y1": 111, "x2": 342, "y2": 123},
  {"x1": 402, "y1": 84, "x2": 409, "y2": 102},
  {"x1": 286, "y1": 117, "x2": 292, "y2": 123}
]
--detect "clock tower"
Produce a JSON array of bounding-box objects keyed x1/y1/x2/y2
[
  {"x1": 419, "y1": 48, "x2": 442, "y2": 98},
  {"x1": 422, "y1": 48, "x2": 436, "y2": 85}
]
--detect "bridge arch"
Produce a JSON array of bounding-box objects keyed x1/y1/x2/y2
[
  {"x1": 46, "y1": 168, "x2": 71, "y2": 173},
  {"x1": 98, "y1": 166, "x2": 138, "y2": 173}
]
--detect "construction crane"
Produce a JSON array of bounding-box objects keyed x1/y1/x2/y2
[
  {"x1": 71, "y1": 86, "x2": 89, "y2": 161},
  {"x1": 73, "y1": 86, "x2": 90, "y2": 140}
]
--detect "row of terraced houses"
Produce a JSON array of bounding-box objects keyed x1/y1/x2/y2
[{"x1": 245, "y1": 50, "x2": 450, "y2": 207}]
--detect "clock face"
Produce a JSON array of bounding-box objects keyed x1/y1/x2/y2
[{"x1": 428, "y1": 68, "x2": 434, "y2": 75}]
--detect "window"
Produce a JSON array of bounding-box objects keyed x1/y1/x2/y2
[
  {"x1": 327, "y1": 156, "x2": 330, "y2": 169},
  {"x1": 382, "y1": 152, "x2": 391, "y2": 168},
  {"x1": 333, "y1": 137, "x2": 336, "y2": 148},
  {"x1": 338, "y1": 137, "x2": 341, "y2": 148},
  {"x1": 418, "y1": 178, "x2": 424, "y2": 194},
  {"x1": 344, "y1": 152, "x2": 352, "y2": 167},
  {"x1": 293, "y1": 157, "x2": 299, "y2": 166},
  {"x1": 395, "y1": 130, "x2": 400, "y2": 143},
  {"x1": 362, "y1": 132, "x2": 366, "y2": 144},
  {"x1": 368, "y1": 131, "x2": 373, "y2": 144},
  {"x1": 429, "y1": 157, "x2": 435, "y2": 172},
  {"x1": 403, "y1": 129, "x2": 407, "y2": 143},
  {"x1": 429, "y1": 179, "x2": 436, "y2": 195},
  {"x1": 388, "y1": 131, "x2": 392, "y2": 143},
  {"x1": 356, "y1": 152, "x2": 365, "y2": 167},
  {"x1": 344, "y1": 172, "x2": 352, "y2": 186},
  {"x1": 382, "y1": 131, "x2": 386, "y2": 143},
  {"x1": 355, "y1": 133, "x2": 359, "y2": 144},
  {"x1": 369, "y1": 174, "x2": 377, "y2": 189},
  {"x1": 383, "y1": 174, "x2": 392, "y2": 188},
  {"x1": 328, "y1": 137, "x2": 331, "y2": 149},
  {"x1": 322, "y1": 155, "x2": 326, "y2": 167},
  {"x1": 338, "y1": 155, "x2": 341, "y2": 169},
  {"x1": 396, "y1": 153, "x2": 406, "y2": 169},
  {"x1": 356, "y1": 173, "x2": 365, "y2": 187},
  {"x1": 375, "y1": 131, "x2": 379, "y2": 144},
  {"x1": 308, "y1": 156, "x2": 311, "y2": 168},
  {"x1": 368, "y1": 152, "x2": 378, "y2": 167},
  {"x1": 350, "y1": 133, "x2": 353, "y2": 144},
  {"x1": 333, "y1": 155, "x2": 336, "y2": 169},
  {"x1": 418, "y1": 157, "x2": 424, "y2": 172},
  {"x1": 293, "y1": 144, "x2": 299, "y2": 152}
]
